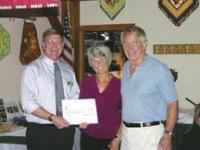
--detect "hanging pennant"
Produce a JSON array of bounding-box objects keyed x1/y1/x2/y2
[
  {"x1": 158, "y1": 0, "x2": 199, "y2": 26},
  {"x1": 99, "y1": 0, "x2": 126, "y2": 20},
  {"x1": 0, "y1": 24, "x2": 10, "y2": 61},
  {"x1": 20, "y1": 21, "x2": 41, "y2": 65}
]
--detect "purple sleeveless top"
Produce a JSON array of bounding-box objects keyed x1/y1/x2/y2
[{"x1": 79, "y1": 75, "x2": 122, "y2": 139}]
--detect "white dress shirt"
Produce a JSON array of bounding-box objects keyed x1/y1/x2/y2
[{"x1": 21, "y1": 55, "x2": 80, "y2": 124}]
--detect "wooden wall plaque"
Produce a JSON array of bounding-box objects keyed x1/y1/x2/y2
[{"x1": 154, "y1": 44, "x2": 200, "y2": 54}]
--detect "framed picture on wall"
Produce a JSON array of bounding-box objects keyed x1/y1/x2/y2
[{"x1": 78, "y1": 23, "x2": 133, "y2": 81}]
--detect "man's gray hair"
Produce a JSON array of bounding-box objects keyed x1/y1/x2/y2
[{"x1": 120, "y1": 25, "x2": 147, "y2": 43}]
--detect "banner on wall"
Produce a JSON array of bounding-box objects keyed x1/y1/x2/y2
[
  {"x1": 20, "y1": 21, "x2": 41, "y2": 65},
  {"x1": 158, "y1": 0, "x2": 199, "y2": 26},
  {"x1": 0, "y1": 0, "x2": 59, "y2": 10},
  {"x1": 0, "y1": 24, "x2": 10, "y2": 61},
  {"x1": 99, "y1": 0, "x2": 126, "y2": 20}
]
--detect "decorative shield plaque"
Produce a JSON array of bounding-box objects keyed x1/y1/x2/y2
[
  {"x1": 99, "y1": 0, "x2": 126, "y2": 20},
  {"x1": 158, "y1": 0, "x2": 199, "y2": 26}
]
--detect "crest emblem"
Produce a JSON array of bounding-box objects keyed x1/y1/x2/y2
[
  {"x1": 159, "y1": 0, "x2": 199, "y2": 26},
  {"x1": 99, "y1": 0, "x2": 126, "y2": 20}
]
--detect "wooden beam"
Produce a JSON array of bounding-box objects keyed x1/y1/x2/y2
[
  {"x1": 70, "y1": 0, "x2": 81, "y2": 82},
  {"x1": 47, "y1": 16, "x2": 62, "y2": 29}
]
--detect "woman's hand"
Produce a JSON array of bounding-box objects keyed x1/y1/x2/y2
[
  {"x1": 109, "y1": 138, "x2": 120, "y2": 150},
  {"x1": 79, "y1": 123, "x2": 88, "y2": 129}
]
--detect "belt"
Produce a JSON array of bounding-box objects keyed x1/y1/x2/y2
[
  {"x1": 28, "y1": 122, "x2": 78, "y2": 128},
  {"x1": 28, "y1": 122, "x2": 54, "y2": 127},
  {"x1": 123, "y1": 121, "x2": 164, "y2": 128}
]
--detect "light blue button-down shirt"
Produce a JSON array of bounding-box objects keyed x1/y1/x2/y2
[
  {"x1": 21, "y1": 55, "x2": 80, "y2": 124},
  {"x1": 121, "y1": 55, "x2": 177, "y2": 123}
]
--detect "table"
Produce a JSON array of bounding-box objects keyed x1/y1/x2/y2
[
  {"x1": 0, "y1": 125, "x2": 81, "y2": 150},
  {"x1": 0, "y1": 126, "x2": 26, "y2": 150}
]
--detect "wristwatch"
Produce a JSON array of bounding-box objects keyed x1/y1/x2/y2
[
  {"x1": 48, "y1": 113, "x2": 54, "y2": 122},
  {"x1": 164, "y1": 130, "x2": 173, "y2": 136}
]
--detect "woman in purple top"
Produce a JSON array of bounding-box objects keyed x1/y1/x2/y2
[{"x1": 79, "y1": 44, "x2": 122, "y2": 150}]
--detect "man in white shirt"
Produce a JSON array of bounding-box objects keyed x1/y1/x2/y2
[{"x1": 21, "y1": 28, "x2": 80, "y2": 150}]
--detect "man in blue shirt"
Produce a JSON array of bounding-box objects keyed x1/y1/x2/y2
[{"x1": 120, "y1": 25, "x2": 178, "y2": 150}]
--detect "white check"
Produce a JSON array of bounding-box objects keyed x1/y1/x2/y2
[{"x1": 62, "y1": 99, "x2": 98, "y2": 125}]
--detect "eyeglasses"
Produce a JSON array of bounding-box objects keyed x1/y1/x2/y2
[{"x1": 44, "y1": 39, "x2": 63, "y2": 47}]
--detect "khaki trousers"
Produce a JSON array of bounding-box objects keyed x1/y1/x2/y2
[{"x1": 120, "y1": 123, "x2": 164, "y2": 150}]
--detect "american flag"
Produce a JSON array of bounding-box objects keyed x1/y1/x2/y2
[{"x1": 61, "y1": 10, "x2": 73, "y2": 68}]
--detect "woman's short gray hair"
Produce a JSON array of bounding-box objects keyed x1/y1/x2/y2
[{"x1": 87, "y1": 44, "x2": 112, "y2": 67}]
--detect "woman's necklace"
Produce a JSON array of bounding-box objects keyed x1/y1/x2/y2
[{"x1": 96, "y1": 73, "x2": 112, "y2": 93}]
